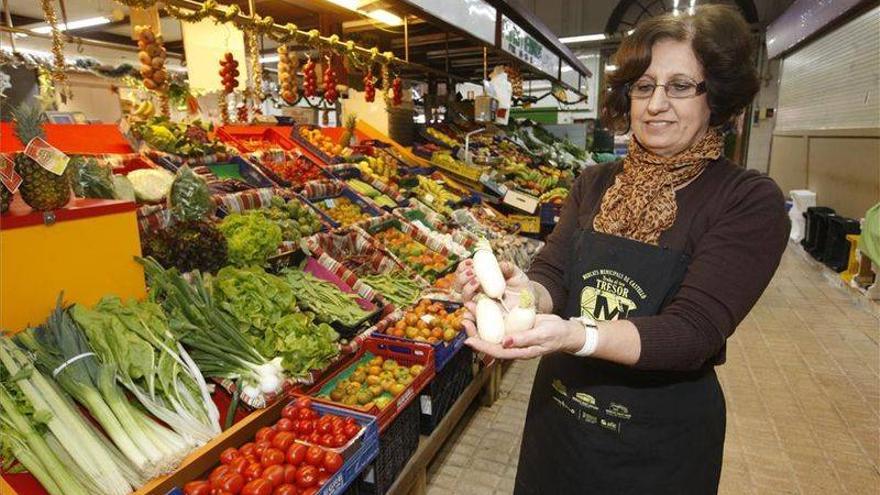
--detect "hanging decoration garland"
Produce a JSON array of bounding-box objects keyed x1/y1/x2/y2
[
  {"x1": 322, "y1": 53, "x2": 338, "y2": 104},
  {"x1": 218, "y1": 52, "x2": 239, "y2": 124},
  {"x1": 136, "y1": 25, "x2": 171, "y2": 117},
  {"x1": 363, "y1": 65, "x2": 376, "y2": 102},
  {"x1": 302, "y1": 56, "x2": 317, "y2": 98},
  {"x1": 391, "y1": 75, "x2": 402, "y2": 106},
  {"x1": 39, "y1": 0, "x2": 68, "y2": 98},
  {"x1": 245, "y1": 29, "x2": 263, "y2": 118},
  {"x1": 277, "y1": 45, "x2": 299, "y2": 104}
]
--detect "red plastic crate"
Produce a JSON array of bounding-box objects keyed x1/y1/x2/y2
[
  {"x1": 306, "y1": 337, "x2": 435, "y2": 432},
  {"x1": 217, "y1": 126, "x2": 298, "y2": 153}
]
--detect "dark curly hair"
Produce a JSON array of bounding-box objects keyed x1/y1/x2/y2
[{"x1": 602, "y1": 5, "x2": 759, "y2": 133}]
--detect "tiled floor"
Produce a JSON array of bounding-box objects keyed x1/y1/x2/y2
[{"x1": 426, "y1": 245, "x2": 880, "y2": 494}]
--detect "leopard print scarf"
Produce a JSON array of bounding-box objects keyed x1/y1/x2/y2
[{"x1": 592, "y1": 128, "x2": 723, "y2": 245}]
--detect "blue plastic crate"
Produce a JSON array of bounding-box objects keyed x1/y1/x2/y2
[{"x1": 374, "y1": 299, "x2": 467, "y2": 372}]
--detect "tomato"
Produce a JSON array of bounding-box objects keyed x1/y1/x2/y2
[
  {"x1": 220, "y1": 447, "x2": 241, "y2": 465},
  {"x1": 243, "y1": 462, "x2": 263, "y2": 482},
  {"x1": 297, "y1": 420, "x2": 314, "y2": 435},
  {"x1": 230, "y1": 457, "x2": 249, "y2": 476},
  {"x1": 275, "y1": 418, "x2": 294, "y2": 432},
  {"x1": 262, "y1": 464, "x2": 285, "y2": 487},
  {"x1": 295, "y1": 465, "x2": 318, "y2": 488},
  {"x1": 304, "y1": 446, "x2": 324, "y2": 466},
  {"x1": 317, "y1": 472, "x2": 330, "y2": 486},
  {"x1": 281, "y1": 404, "x2": 297, "y2": 420},
  {"x1": 331, "y1": 423, "x2": 343, "y2": 435},
  {"x1": 342, "y1": 416, "x2": 356, "y2": 427},
  {"x1": 332, "y1": 434, "x2": 347, "y2": 448},
  {"x1": 308, "y1": 432, "x2": 322, "y2": 445},
  {"x1": 323, "y1": 452, "x2": 343, "y2": 474},
  {"x1": 300, "y1": 487, "x2": 318, "y2": 495},
  {"x1": 241, "y1": 478, "x2": 272, "y2": 495},
  {"x1": 254, "y1": 441, "x2": 272, "y2": 457},
  {"x1": 255, "y1": 427, "x2": 277, "y2": 443},
  {"x1": 214, "y1": 491, "x2": 234, "y2": 495},
  {"x1": 273, "y1": 483, "x2": 298, "y2": 495},
  {"x1": 295, "y1": 398, "x2": 312, "y2": 409},
  {"x1": 343, "y1": 423, "x2": 360, "y2": 439},
  {"x1": 282, "y1": 464, "x2": 297, "y2": 484},
  {"x1": 296, "y1": 408, "x2": 314, "y2": 420},
  {"x1": 261, "y1": 448, "x2": 285, "y2": 467},
  {"x1": 183, "y1": 480, "x2": 211, "y2": 495},
  {"x1": 320, "y1": 434, "x2": 334, "y2": 447},
  {"x1": 245, "y1": 455, "x2": 259, "y2": 465},
  {"x1": 210, "y1": 465, "x2": 233, "y2": 486},
  {"x1": 216, "y1": 473, "x2": 245, "y2": 494},
  {"x1": 239, "y1": 442, "x2": 256, "y2": 457},
  {"x1": 286, "y1": 444, "x2": 307, "y2": 466},
  {"x1": 272, "y1": 431, "x2": 295, "y2": 451},
  {"x1": 316, "y1": 421, "x2": 333, "y2": 435}
]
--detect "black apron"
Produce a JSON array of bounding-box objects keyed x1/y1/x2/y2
[{"x1": 514, "y1": 228, "x2": 726, "y2": 495}]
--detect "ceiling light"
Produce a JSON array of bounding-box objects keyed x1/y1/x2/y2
[
  {"x1": 325, "y1": 0, "x2": 360, "y2": 9},
  {"x1": 626, "y1": 29, "x2": 635, "y2": 35},
  {"x1": 577, "y1": 53, "x2": 598, "y2": 59},
  {"x1": 559, "y1": 33, "x2": 606, "y2": 43},
  {"x1": 688, "y1": 0, "x2": 696, "y2": 15},
  {"x1": 260, "y1": 54, "x2": 280, "y2": 63},
  {"x1": 605, "y1": 64, "x2": 618, "y2": 72},
  {"x1": 366, "y1": 9, "x2": 402, "y2": 26},
  {"x1": 31, "y1": 16, "x2": 111, "y2": 34}
]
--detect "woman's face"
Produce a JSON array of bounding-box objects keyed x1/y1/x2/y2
[{"x1": 629, "y1": 39, "x2": 711, "y2": 157}]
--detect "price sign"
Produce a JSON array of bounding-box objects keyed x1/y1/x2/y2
[
  {"x1": 503, "y1": 189, "x2": 540, "y2": 214},
  {"x1": 24, "y1": 138, "x2": 69, "y2": 176},
  {"x1": 508, "y1": 214, "x2": 541, "y2": 233},
  {"x1": 0, "y1": 155, "x2": 22, "y2": 193},
  {"x1": 480, "y1": 173, "x2": 508, "y2": 197},
  {"x1": 432, "y1": 157, "x2": 483, "y2": 182}
]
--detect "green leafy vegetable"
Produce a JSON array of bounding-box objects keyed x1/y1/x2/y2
[{"x1": 219, "y1": 213, "x2": 283, "y2": 267}]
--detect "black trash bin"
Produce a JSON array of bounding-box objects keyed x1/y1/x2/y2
[
  {"x1": 806, "y1": 208, "x2": 837, "y2": 261},
  {"x1": 822, "y1": 216, "x2": 861, "y2": 272},
  {"x1": 802, "y1": 206, "x2": 836, "y2": 254}
]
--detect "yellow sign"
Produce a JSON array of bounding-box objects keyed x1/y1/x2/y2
[
  {"x1": 507, "y1": 214, "x2": 540, "y2": 233},
  {"x1": 431, "y1": 158, "x2": 484, "y2": 182}
]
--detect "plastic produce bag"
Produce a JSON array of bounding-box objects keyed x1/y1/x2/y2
[
  {"x1": 862, "y1": 203, "x2": 879, "y2": 266},
  {"x1": 168, "y1": 165, "x2": 213, "y2": 221},
  {"x1": 71, "y1": 156, "x2": 116, "y2": 199}
]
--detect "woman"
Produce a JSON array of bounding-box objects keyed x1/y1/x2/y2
[{"x1": 455, "y1": 5, "x2": 789, "y2": 494}]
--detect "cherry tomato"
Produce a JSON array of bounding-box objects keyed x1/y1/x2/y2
[
  {"x1": 273, "y1": 484, "x2": 298, "y2": 495},
  {"x1": 261, "y1": 448, "x2": 285, "y2": 467},
  {"x1": 323, "y1": 452, "x2": 343, "y2": 474},
  {"x1": 329, "y1": 416, "x2": 343, "y2": 428},
  {"x1": 243, "y1": 462, "x2": 263, "y2": 482},
  {"x1": 254, "y1": 441, "x2": 272, "y2": 457},
  {"x1": 275, "y1": 418, "x2": 294, "y2": 432},
  {"x1": 343, "y1": 423, "x2": 360, "y2": 439},
  {"x1": 183, "y1": 480, "x2": 211, "y2": 495},
  {"x1": 283, "y1": 464, "x2": 298, "y2": 484},
  {"x1": 281, "y1": 404, "x2": 297, "y2": 420},
  {"x1": 331, "y1": 423, "x2": 343, "y2": 435},
  {"x1": 320, "y1": 434, "x2": 334, "y2": 447},
  {"x1": 230, "y1": 457, "x2": 249, "y2": 476},
  {"x1": 262, "y1": 464, "x2": 285, "y2": 487},
  {"x1": 295, "y1": 398, "x2": 312, "y2": 409},
  {"x1": 241, "y1": 478, "x2": 273, "y2": 495},
  {"x1": 286, "y1": 443, "x2": 308, "y2": 465},
  {"x1": 297, "y1": 420, "x2": 314, "y2": 435},
  {"x1": 342, "y1": 416, "x2": 357, "y2": 427},
  {"x1": 316, "y1": 421, "x2": 333, "y2": 435},
  {"x1": 255, "y1": 427, "x2": 277, "y2": 444},
  {"x1": 216, "y1": 473, "x2": 245, "y2": 493},
  {"x1": 317, "y1": 472, "x2": 330, "y2": 486},
  {"x1": 220, "y1": 447, "x2": 241, "y2": 465},
  {"x1": 305, "y1": 446, "x2": 324, "y2": 466},
  {"x1": 332, "y1": 434, "x2": 347, "y2": 448},
  {"x1": 239, "y1": 442, "x2": 256, "y2": 457},
  {"x1": 210, "y1": 465, "x2": 233, "y2": 486},
  {"x1": 307, "y1": 432, "x2": 321, "y2": 445},
  {"x1": 295, "y1": 465, "x2": 318, "y2": 488},
  {"x1": 296, "y1": 408, "x2": 314, "y2": 420},
  {"x1": 272, "y1": 432, "x2": 295, "y2": 451}
]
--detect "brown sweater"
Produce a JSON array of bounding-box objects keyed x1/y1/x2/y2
[{"x1": 527, "y1": 158, "x2": 790, "y2": 371}]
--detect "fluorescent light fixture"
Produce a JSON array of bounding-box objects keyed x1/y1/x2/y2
[
  {"x1": 559, "y1": 33, "x2": 605, "y2": 43},
  {"x1": 561, "y1": 66, "x2": 574, "y2": 72},
  {"x1": 626, "y1": 29, "x2": 635, "y2": 35},
  {"x1": 577, "y1": 54, "x2": 597, "y2": 59},
  {"x1": 260, "y1": 54, "x2": 280, "y2": 63},
  {"x1": 31, "y1": 16, "x2": 111, "y2": 34},
  {"x1": 325, "y1": 0, "x2": 360, "y2": 9},
  {"x1": 366, "y1": 9, "x2": 402, "y2": 26},
  {"x1": 688, "y1": 0, "x2": 696, "y2": 15},
  {"x1": 605, "y1": 64, "x2": 618, "y2": 72},
  {"x1": 672, "y1": 0, "x2": 680, "y2": 16}
]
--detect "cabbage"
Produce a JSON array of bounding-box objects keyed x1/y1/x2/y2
[{"x1": 127, "y1": 168, "x2": 175, "y2": 203}]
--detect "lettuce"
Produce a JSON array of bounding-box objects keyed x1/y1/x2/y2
[{"x1": 218, "y1": 213, "x2": 283, "y2": 267}]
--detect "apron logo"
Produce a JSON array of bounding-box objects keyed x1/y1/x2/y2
[{"x1": 580, "y1": 269, "x2": 648, "y2": 321}]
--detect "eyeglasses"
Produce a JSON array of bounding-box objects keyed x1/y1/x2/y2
[{"x1": 627, "y1": 80, "x2": 707, "y2": 99}]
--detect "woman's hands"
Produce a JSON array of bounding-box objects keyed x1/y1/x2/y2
[
  {"x1": 453, "y1": 258, "x2": 531, "y2": 309},
  {"x1": 462, "y1": 314, "x2": 586, "y2": 360}
]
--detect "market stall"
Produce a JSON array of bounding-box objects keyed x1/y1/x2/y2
[{"x1": 0, "y1": 1, "x2": 598, "y2": 494}]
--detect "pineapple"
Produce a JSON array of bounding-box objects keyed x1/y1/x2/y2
[
  {"x1": 339, "y1": 114, "x2": 357, "y2": 148},
  {"x1": 0, "y1": 185, "x2": 11, "y2": 214},
  {"x1": 12, "y1": 102, "x2": 71, "y2": 211}
]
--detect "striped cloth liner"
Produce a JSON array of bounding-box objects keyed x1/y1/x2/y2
[
  {"x1": 142, "y1": 147, "x2": 235, "y2": 167},
  {"x1": 394, "y1": 199, "x2": 478, "y2": 251},
  {"x1": 353, "y1": 212, "x2": 456, "y2": 259}
]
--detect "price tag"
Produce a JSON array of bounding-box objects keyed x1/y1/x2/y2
[
  {"x1": 24, "y1": 138, "x2": 69, "y2": 176},
  {"x1": 508, "y1": 214, "x2": 541, "y2": 233},
  {"x1": 423, "y1": 193, "x2": 435, "y2": 205},
  {"x1": 0, "y1": 155, "x2": 22, "y2": 194},
  {"x1": 324, "y1": 198, "x2": 336, "y2": 208},
  {"x1": 503, "y1": 189, "x2": 539, "y2": 214},
  {"x1": 480, "y1": 173, "x2": 508, "y2": 197},
  {"x1": 420, "y1": 395, "x2": 433, "y2": 415}
]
